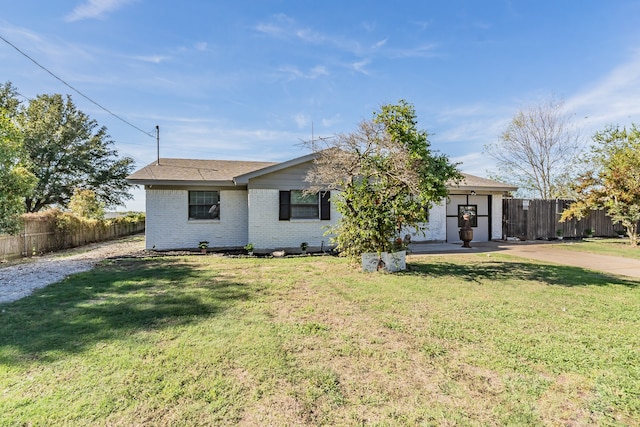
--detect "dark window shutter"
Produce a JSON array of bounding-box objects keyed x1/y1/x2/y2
[
  {"x1": 320, "y1": 191, "x2": 331, "y2": 220},
  {"x1": 279, "y1": 191, "x2": 290, "y2": 220}
]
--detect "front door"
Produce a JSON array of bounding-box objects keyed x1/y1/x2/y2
[{"x1": 446, "y1": 195, "x2": 491, "y2": 242}]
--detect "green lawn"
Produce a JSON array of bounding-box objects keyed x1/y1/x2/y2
[
  {"x1": 1, "y1": 253, "x2": 639, "y2": 426},
  {"x1": 551, "y1": 237, "x2": 640, "y2": 260}
]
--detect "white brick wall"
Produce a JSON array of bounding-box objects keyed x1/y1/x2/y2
[
  {"x1": 404, "y1": 199, "x2": 447, "y2": 242},
  {"x1": 145, "y1": 188, "x2": 248, "y2": 250},
  {"x1": 247, "y1": 189, "x2": 338, "y2": 251},
  {"x1": 145, "y1": 187, "x2": 506, "y2": 251}
]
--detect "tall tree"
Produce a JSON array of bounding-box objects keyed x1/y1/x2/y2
[
  {"x1": 0, "y1": 111, "x2": 37, "y2": 234},
  {"x1": 0, "y1": 82, "x2": 21, "y2": 115},
  {"x1": 485, "y1": 98, "x2": 583, "y2": 199},
  {"x1": 306, "y1": 100, "x2": 461, "y2": 261},
  {"x1": 17, "y1": 93, "x2": 134, "y2": 212},
  {"x1": 561, "y1": 124, "x2": 640, "y2": 246}
]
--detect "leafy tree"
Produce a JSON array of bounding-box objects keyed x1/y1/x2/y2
[
  {"x1": 485, "y1": 97, "x2": 583, "y2": 199},
  {"x1": 16, "y1": 93, "x2": 135, "y2": 212},
  {"x1": 561, "y1": 124, "x2": 640, "y2": 246},
  {"x1": 68, "y1": 188, "x2": 106, "y2": 219},
  {"x1": 0, "y1": 111, "x2": 37, "y2": 234},
  {"x1": 0, "y1": 82, "x2": 21, "y2": 115},
  {"x1": 306, "y1": 100, "x2": 461, "y2": 261}
]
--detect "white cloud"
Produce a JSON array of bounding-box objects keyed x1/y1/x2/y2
[
  {"x1": 278, "y1": 65, "x2": 329, "y2": 80},
  {"x1": 255, "y1": 14, "x2": 365, "y2": 56},
  {"x1": 132, "y1": 55, "x2": 170, "y2": 64},
  {"x1": 361, "y1": 21, "x2": 377, "y2": 32},
  {"x1": 134, "y1": 115, "x2": 308, "y2": 162},
  {"x1": 310, "y1": 65, "x2": 329, "y2": 77},
  {"x1": 0, "y1": 22, "x2": 94, "y2": 62},
  {"x1": 321, "y1": 114, "x2": 342, "y2": 128},
  {"x1": 351, "y1": 59, "x2": 371, "y2": 75},
  {"x1": 294, "y1": 28, "x2": 326, "y2": 44},
  {"x1": 413, "y1": 20, "x2": 433, "y2": 31},
  {"x1": 432, "y1": 102, "x2": 511, "y2": 143},
  {"x1": 194, "y1": 42, "x2": 208, "y2": 52},
  {"x1": 451, "y1": 152, "x2": 497, "y2": 176},
  {"x1": 391, "y1": 43, "x2": 439, "y2": 58},
  {"x1": 565, "y1": 51, "x2": 640, "y2": 131},
  {"x1": 371, "y1": 39, "x2": 387, "y2": 49},
  {"x1": 65, "y1": 0, "x2": 136, "y2": 22},
  {"x1": 255, "y1": 22, "x2": 283, "y2": 37},
  {"x1": 294, "y1": 113, "x2": 310, "y2": 129},
  {"x1": 255, "y1": 14, "x2": 295, "y2": 38}
]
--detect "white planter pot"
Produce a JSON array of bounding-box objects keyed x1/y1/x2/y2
[
  {"x1": 383, "y1": 251, "x2": 406, "y2": 272},
  {"x1": 362, "y1": 251, "x2": 406, "y2": 272},
  {"x1": 362, "y1": 253, "x2": 380, "y2": 272}
]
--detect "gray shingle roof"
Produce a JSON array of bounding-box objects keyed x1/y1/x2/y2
[
  {"x1": 127, "y1": 157, "x2": 517, "y2": 192},
  {"x1": 455, "y1": 173, "x2": 518, "y2": 192},
  {"x1": 126, "y1": 158, "x2": 278, "y2": 185}
]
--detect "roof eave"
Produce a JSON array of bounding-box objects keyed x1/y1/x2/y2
[
  {"x1": 126, "y1": 179, "x2": 239, "y2": 187},
  {"x1": 449, "y1": 185, "x2": 518, "y2": 193}
]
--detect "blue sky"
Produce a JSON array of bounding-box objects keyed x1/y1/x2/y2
[{"x1": 2, "y1": 1, "x2": 640, "y2": 211}]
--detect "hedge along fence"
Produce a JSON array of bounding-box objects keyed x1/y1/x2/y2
[{"x1": 0, "y1": 209, "x2": 145, "y2": 260}]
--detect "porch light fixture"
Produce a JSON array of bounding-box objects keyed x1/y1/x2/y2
[{"x1": 470, "y1": 191, "x2": 476, "y2": 196}]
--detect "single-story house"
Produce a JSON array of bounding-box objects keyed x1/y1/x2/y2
[{"x1": 126, "y1": 153, "x2": 517, "y2": 251}]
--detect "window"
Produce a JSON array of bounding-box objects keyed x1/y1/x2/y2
[
  {"x1": 189, "y1": 191, "x2": 220, "y2": 220},
  {"x1": 291, "y1": 190, "x2": 319, "y2": 219},
  {"x1": 279, "y1": 190, "x2": 330, "y2": 220},
  {"x1": 458, "y1": 205, "x2": 477, "y2": 227}
]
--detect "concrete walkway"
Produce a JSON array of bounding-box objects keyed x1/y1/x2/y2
[{"x1": 408, "y1": 241, "x2": 640, "y2": 279}]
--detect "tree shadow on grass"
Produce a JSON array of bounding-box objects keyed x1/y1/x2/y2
[
  {"x1": 0, "y1": 258, "x2": 252, "y2": 366},
  {"x1": 406, "y1": 259, "x2": 640, "y2": 288}
]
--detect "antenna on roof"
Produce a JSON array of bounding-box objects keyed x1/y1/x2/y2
[
  {"x1": 297, "y1": 120, "x2": 335, "y2": 149},
  {"x1": 156, "y1": 125, "x2": 160, "y2": 165}
]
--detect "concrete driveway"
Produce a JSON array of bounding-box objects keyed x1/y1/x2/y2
[{"x1": 409, "y1": 240, "x2": 640, "y2": 279}]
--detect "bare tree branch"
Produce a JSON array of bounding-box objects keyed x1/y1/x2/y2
[{"x1": 485, "y1": 97, "x2": 583, "y2": 199}]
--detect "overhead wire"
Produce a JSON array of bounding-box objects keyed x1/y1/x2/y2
[{"x1": 0, "y1": 33, "x2": 155, "y2": 138}]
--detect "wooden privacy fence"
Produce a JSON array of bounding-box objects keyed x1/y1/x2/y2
[
  {"x1": 502, "y1": 199, "x2": 627, "y2": 240},
  {"x1": 0, "y1": 214, "x2": 145, "y2": 260}
]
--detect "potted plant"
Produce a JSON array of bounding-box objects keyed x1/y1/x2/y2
[
  {"x1": 300, "y1": 242, "x2": 308, "y2": 254},
  {"x1": 584, "y1": 228, "x2": 594, "y2": 238},
  {"x1": 198, "y1": 241, "x2": 209, "y2": 254},
  {"x1": 556, "y1": 229, "x2": 563, "y2": 240},
  {"x1": 244, "y1": 242, "x2": 254, "y2": 256}
]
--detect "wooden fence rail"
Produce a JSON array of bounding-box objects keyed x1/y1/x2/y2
[
  {"x1": 502, "y1": 199, "x2": 628, "y2": 240},
  {"x1": 0, "y1": 215, "x2": 145, "y2": 260}
]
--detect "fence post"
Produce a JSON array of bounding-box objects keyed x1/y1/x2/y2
[{"x1": 22, "y1": 222, "x2": 27, "y2": 257}]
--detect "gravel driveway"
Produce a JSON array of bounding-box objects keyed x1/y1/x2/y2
[{"x1": 0, "y1": 235, "x2": 146, "y2": 304}]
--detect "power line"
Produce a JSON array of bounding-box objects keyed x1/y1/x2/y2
[{"x1": 0, "y1": 33, "x2": 154, "y2": 138}]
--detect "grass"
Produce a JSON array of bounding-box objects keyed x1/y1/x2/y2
[
  {"x1": 550, "y1": 237, "x2": 640, "y2": 260},
  {"x1": 1, "y1": 253, "x2": 639, "y2": 426}
]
